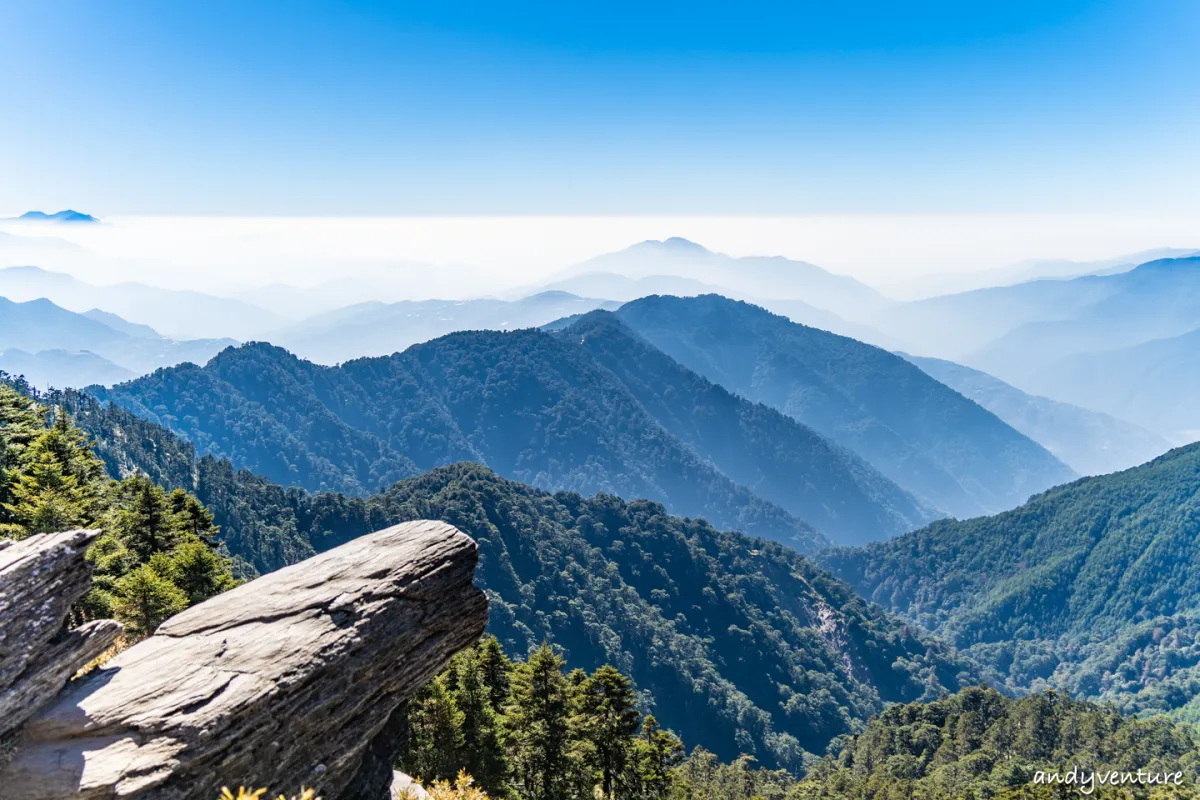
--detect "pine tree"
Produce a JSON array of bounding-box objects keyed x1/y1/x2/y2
[
  {"x1": 109, "y1": 475, "x2": 181, "y2": 561},
  {"x1": 169, "y1": 487, "x2": 219, "y2": 542},
  {"x1": 0, "y1": 435, "x2": 95, "y2": 538},
  {"x1": 451, "y1": 647, "x2": 509, "y2": 795},
  {"x1": 504, "y1": 644, "x2": 574, "y2": 800},
  {"x1": 152, "y1": 539, "x2": 237, "y2": 604},
  {"x1": 575, "y1": 665, "x2": 641, "y2": 800},
  {"x1": 477, "y1": 635, "x2": 512, "y2": 712},
  {"x1": 112, "y1": 564, "x2": 188, "y2": 636},
  {"x1": 633, "y1": 715, "x2": 682, "y2": 800},
  {"x1": 0, "y1": 384, "x2": 48, "y2": 515},
  {"x1": 406, "y1": 676, "x2": 466, "y2": 784}
]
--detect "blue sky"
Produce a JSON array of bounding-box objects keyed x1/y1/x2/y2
[{"x1": 2, "y1": 0, "x2": 1198, "y2": 215}]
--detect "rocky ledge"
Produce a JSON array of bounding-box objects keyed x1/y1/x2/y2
[
  {"x1": 1, "y1": 520, "x2": 488, "y2": 800},
  {"x1": 0, "y1": 530, "x2": 122, "y2": 744}
]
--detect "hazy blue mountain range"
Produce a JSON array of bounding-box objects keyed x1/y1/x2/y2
[
  {"x1": 880, "y1": 246, "x2": 1199, "y2": 300},
  {"x1": 0, "y1": 295, "x2": 234, "y2": 388},
  {"x1": 270, "y1": 291, "x2": 622, "y2": 364},
  {"x1": 1021, "y1": 327, "x2": 1200, "y2": 445},
  {"x1": 545, "y1": 237, "x2": 891, "y2": 322},
  {"x1": 534, "y1": 271, "x2": 724, "y2": 301},
  {"x1": 0, "y1": 348, "x2": 134, "y2": 389},
  {"x1": 613, "y1": 294, "x2": 1076, "y2": 519},
  {"x1": 965, "y1": 257, "x2": 1200, "y2": 381},
  {"x1": 877, "y1": 273, "x2": 1115, "y2": 359},
  {"x1": 905, "y1": 354, "x2": 1171, "y2": 475},
  {"x1": 820, "y1": 441, "x2": 1200, "y2": 719},
  {"x1": 879, "y1": 256, "x2": 1200, "y2": 381},
  {"x1": 14, "y1": 209, "x2": 99, "y2": 223},
  {"x1": 90, "y1": 319, "x2": 946, "y2": 547},
  {"x1": 0, "y1": 265, "x2": 282, "y2": 340}
]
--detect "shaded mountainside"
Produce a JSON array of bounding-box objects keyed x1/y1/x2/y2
[
  {"x1": 24, "y1": 387, "x2": 981, "y2": 772},
  {"x1": 568, "y1": 313, "x2": 939, "y2": 545},
  {"x1": 614, "y1": 295, "x2": 1076, "y2": 519},
  {"x1": 92, "y1": 323, "x2": 937, "y2": 547},
  {"x1": 905, "y1": 353, "x2": 1171, "y2": 475},
  {"x1": 820, "y1": 442, "x2": 1200, "y2": 719}
]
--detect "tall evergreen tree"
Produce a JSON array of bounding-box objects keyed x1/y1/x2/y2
[
  {"x1": 406, "y1": 676, "x2": 466, "y2": 784},
  {"x1": 633, "y1": 715, "x2": 682, "y2": 800},
  {"x1": 109, "y1": 475, "x2": 182, "y2": 561},
  {"x1": 504, "y1": 644, "x2": 574, "y2": 800},
  {"x1": 575, "y1": 665, "x2": 641, "y2": 800},
  {"x1": 477, "y1": 635, "x2": 512, "y2": 712},
  {"x1": 451, "y1": 648, "x2": 509, "y2": 796},
  {"x1": 0, "y1": 429, "x2": 98, "y2": 537}
]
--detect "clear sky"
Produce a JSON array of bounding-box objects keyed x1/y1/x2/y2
[{"x1": 3, "y1": 0, "x2": 1198, "y2": 216}]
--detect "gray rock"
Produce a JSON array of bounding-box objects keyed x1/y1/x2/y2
[
  {"x1": 0, "y1": 530, "x2": 122, "y2": 742},
  {"x1": 390, "y1": 771, "x2": 429, "y2": 799},
  {"x1": 1, "y1": 520, "x2": 488, "y2": 800}
]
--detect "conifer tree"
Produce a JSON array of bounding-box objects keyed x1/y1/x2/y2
[
  {"x1": 633, "y1": 715, "x2": 682, "y2": 800},
  {"x1": 407, "y1": 676, "x2": 466, "y2": 784},
  {"x1": 451, "y1": 647, "x2": 508, "y2": 795},
  {"x1": 169, "y1": 487, "x2": 218, "y2": 542},
  {"x1": 574, "y1": 665, "x2": 641, "y2": 800},
  {"x1": 477, "y1": 635, "x2": 512, "y2": 712},
  {"x1": 504, "y1": 644, "x2": 574, "y2": 800},
  {"x1": 0, "y1": 431, "x2": 97, "y2": 537},
  {"x1": 112, "y1": 563, "x2": 189, "y2": 636},
  {"x1": 109, "y1": 475, "x2": 182, "y2": 560}
]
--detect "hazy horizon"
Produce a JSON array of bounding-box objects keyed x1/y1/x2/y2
[{"x1": 2, "y1": 212, "x2": 1198, "y2": 299}]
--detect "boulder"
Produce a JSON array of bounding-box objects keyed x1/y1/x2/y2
[
  {"x1": 1, "y1": 520, "x2": 488, "y2": 800},
  {"x1": 390, "y1": 771, "x2": 429, "y2": 799},
  {"x1": 0, "y1": 530, "x2": 122, "y2": 742}
]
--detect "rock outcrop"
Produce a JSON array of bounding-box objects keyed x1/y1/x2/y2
[
  {"x1": 0, "y1": 530, "x2": 122, "y2": 743},
  {"x1": 1, "y1": 520, "x2": 488, "y2": 800},
  {"x1": 390, "y1": 771, "x2": 429, "y2": 799}
]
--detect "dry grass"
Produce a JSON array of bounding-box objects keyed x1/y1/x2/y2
[
  {"x1": 218, "y1": 787, "x2": 320, "y2": 800},
  {"x1": 73, "y1": 634, "x2": 136, "y2": 679}
]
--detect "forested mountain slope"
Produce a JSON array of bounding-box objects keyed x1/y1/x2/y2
[
  {"x1": 92, "y1": 324, "x2": 937, "y2": 547},
  {"x1": 614, "y1": 295, "x2": 1076, "y2": 519},
  {"x1": 821, "y1": 442, "x2": 1200, "y2": 719},
  {"x1": 565, "y1": 313, "x2": 937, "y2": 543},
  {"x1": 21, "y1": 384, "x2": 979, "y2": 772},
  {"x1": 796, "y1": 686, "x2": 1200, "y2": 799},
  {"x1": 92, "y1": 335, "x2": 826, "y2": 549}
]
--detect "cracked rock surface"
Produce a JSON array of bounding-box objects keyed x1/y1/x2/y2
[
  {"x1": 1, "y1": 520, "x2": 488, "y2": 800},
  {"x1": 0, "y1": 530, "x2": 122, "y2": 743}
]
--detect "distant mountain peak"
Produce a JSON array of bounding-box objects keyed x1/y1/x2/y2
[
  {"x1": 17, "y1": 210, "x2": 99, "y2": 224},
  {"x1": 630, "y1": 237, "x2": 712, "y2": 255},
  {"x1": 1130, "y1": 255, "x2": 1200, "y2": 274},
  {"x1": 524, "y1": 290, "x2": 584, "y2": 301}
]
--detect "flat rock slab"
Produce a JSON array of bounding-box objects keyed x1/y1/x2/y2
[{"x1": 2, "y1": 520, "x2": 488, "y2": 800}]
